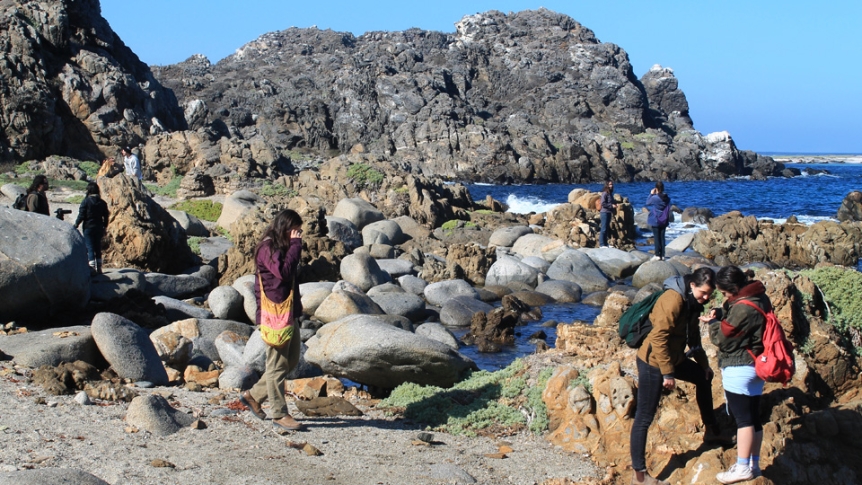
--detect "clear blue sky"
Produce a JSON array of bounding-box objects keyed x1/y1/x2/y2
[{"x1": 101, "y1": 0, "x2": 861, "y2": 154}]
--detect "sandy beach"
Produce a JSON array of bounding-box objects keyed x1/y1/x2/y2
[{"x1": 0, "y1": 360, "x2": 601, "y2": 485}]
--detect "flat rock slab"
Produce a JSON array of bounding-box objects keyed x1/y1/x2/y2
[
  {"x1": 0, "y1": 468, "x2": 110, "y2": 485},
  {"x1": 295, "y1": 396, "x2": 363, "y2": 417},
  {"x1": 0, "y1": 326, "x2": 97, "y2": 368},
  {"x1": 125, "y1": 394, "x2": 196, "y2": 436}
]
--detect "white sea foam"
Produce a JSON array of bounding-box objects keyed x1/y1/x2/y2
[{"x1": 505, "y1": 194, "x2": 561, "y2": 214}]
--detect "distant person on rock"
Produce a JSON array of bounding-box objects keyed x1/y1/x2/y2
[
  {"x1": 74, "y1": 182, "x2": 110, "y2": 275},
  {"x1": 121, "y1": 146, "x2": 142, "y2": 183},
  {"x1": 701, "y1": 266, "x2": 768, "y2": 484},
  {"x1": 25, "y1": 175, "x2": 50, "y2": 215},
  {"x1": 598, "y1": 179, "x2": 618, "y2": 248},
  {"x1": 630, "y1": 267, "x2": 723, "y2": 485},
  {"x1": 645, "y1": 181, "x2": 671, "y2": 261},
  {"x1": 240, "y1": 209, "x2": 305, "y2": 432}
]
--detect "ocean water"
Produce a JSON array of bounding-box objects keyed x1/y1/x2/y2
[{"x1": 461, "y1": 163, "x2": 862, "y2": 370}]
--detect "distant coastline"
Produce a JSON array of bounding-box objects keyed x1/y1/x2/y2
[{"x1": 765, "y1": 153, "x2": 862, "y2": 164}]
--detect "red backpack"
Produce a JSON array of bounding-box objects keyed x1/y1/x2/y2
[{"x1": 737, "y1": 300, "x2": 796, "y2": 385}]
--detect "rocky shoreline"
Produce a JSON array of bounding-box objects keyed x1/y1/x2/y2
[
  {"x1": 2, "y1": 1, "x2": 862, "y2": 484},
  {"x1": 3, "y1": 169, "x2": 862, "y2": 484}
]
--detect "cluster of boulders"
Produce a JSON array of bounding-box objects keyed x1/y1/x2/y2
[
  {"x1": 692, "y1": 211, "x2": 862, "y2": 268},
  {"x1": 541, "y1": 269, "x2": 862, "y2": 485}
]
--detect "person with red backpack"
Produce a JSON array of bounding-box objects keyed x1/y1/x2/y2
[{"x1": 703, "y1": 266, "x2": 770, "y2": 484}]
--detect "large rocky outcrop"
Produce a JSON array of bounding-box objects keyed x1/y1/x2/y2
[
  {"x1": 691, "y1": 211, "x2": 862, "y2": 268},
  {"x1": 99, "y1": 175, "x2": 197, "y2": 273},
  {"x1": 0, "y1": 0, "x2": 184, "y2": 162},
  {"x1": 545, "y1": 270, "x2": 862, "y2": 485},
  {"x1": 837, "y1": 191, "x2": 862, "y2": 222},
  {"x1": 152, "y1": 9, "x2": 783, "y2": 184},
  {"x1": 2, "y1": 4, "x2": 782, "y2": 183}
]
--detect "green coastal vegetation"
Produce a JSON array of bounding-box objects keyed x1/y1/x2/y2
[
  {"x1": 259, "y1": 181, "x2": 297, "y2": 198},
  {"x1": 187, "y1": 236, "x2": 202, "y2": 255},
  {"x1": 346, "y1": 163, "x2": 384, "y2": 187},
  {"x1": 801, "y1": 266, "x2": 862, "y2": 354},
  {"x1": 169, "y1": 200, "x2": 223, "y2": 222},
  {"x1": 145, "y1": 166, "x2": 182, "y2": 197},
  {"x1": 379, "y1": 359, "x2": 552, "y2": 436}
]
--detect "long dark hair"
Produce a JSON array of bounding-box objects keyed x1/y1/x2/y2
[
  {"x1": 716, "y1": 265, "x2": 755, "y2": 294},
  {"x1": 602, "y1": 179, "x2": 614, "y2": 194},
  {"x1": 28, "y1": 175, "x2": 48, "y2": 194},
  {"x1": 654, "y1": 181, "x2": 664, "y2": 193},
  {"x1": 255, "y1": 209, "x2": 303, "y2": 262},
  {"x1": 684, "y1": 267, "x2": 716, "y2": 290},
  {"x1": 86, "y1": 182, "x2": 101, "y2": 197}
]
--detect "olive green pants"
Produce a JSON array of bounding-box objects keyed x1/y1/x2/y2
[{"x1": 248, "y1": 334, "x2": 301, "y2": 419}]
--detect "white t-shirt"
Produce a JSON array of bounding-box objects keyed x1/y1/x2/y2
[{"x1": 123, "y1": 153, "x2": 142, "y2": 180}]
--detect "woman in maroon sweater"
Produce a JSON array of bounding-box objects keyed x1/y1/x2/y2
[{"x1": 240, "y1": 209, "x2": 305, "y2": 431}]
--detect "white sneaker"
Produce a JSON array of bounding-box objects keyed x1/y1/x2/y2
[
  {"x1": 600, "y1": 245, "x2": 609, "y2": 249},
  {"x1": 716, "y1": 463, "x2": 754, "y2": 484},
  {"x1": 650, "y1": 256, "x2": 660, "y2": 261}
]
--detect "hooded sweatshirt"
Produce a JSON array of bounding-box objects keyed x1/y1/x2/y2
[
  {"x1": 708, "y1": 281, "x2": 768, "y2": 368},
  {"x1": 637, "y1": 275, "x2": 710, "y2": 377},
  {"x1": 645, "y1": 193, "x2": 670, "y2": 227}
]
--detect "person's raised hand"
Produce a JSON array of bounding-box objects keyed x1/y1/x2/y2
[{"x1": 289, "y1": 228, "x2": 303, "y2": 239}]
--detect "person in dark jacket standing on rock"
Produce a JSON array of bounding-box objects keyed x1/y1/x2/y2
[
  {"x1": 74, "y1": 182, "x2": 110, "y2": 275},
  {"x1": 702, "y1": 266, "x2": 768, "y2": 484},
  {"x1": 598, "y1": 179, "x2": 618, "y2": 248},
  {"x1": 645, "y1": 181, "x2": 671, "y2": 261},
  {"x1": 25, "y1": 175, "x2": 50, "y2": 215},
  {"x1": 630, "y1": 267, "x2": 721, "y2": 485},
  {"x1": 240, "y1": 209, "x2": 305, "y2": 432}
]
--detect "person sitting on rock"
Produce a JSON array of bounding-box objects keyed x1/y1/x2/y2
[
  {"x1": 74, "y1": 182, "x2": 110, "y2": 275},
  {"x1": 240, "y1": 209, "x2": 305, "y2": 432},
  {"x1": 630, "y1": 267, "x2": 723, "y2": 485},
  {"x1": 702, "y1": 266, "x2": 769, "y2": 484},
  {"x1": 25, "y1": 175, "x2": 50, "y2": 215},
  {"x1": 121, "y1": 146, "x2": 142, "y2": 183}
]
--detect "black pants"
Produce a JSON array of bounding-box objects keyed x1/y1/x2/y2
[
  {"x1": 725, "y1": 391, "x2": 762, "y2": 432},
  {"x1": 630, "y1": 357, "x2": 716, "y2": 472},
  {"x1": 652, "y1": 225, "x2": 666, "y2": 258}
]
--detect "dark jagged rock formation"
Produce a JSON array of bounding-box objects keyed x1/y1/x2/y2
[
  {"x1": 153, "y1": 9, "x2": 784, "y2": 183},
  {"x1": 0, "y1": 0, "x2": 184, "y2": 162},
  {"x1": 2, "y1": 4, "x2": 783, "y2": 183}
]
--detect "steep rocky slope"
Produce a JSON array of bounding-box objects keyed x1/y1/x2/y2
[
  {"x1": 1, "y1": 3, "x2": 785, "y2": 184},
  {"x1": 0, "y1": 0, "x2": 184, "y2": 162},
  {"x1": 153, "y1": 9, "x2": 785, "y2": 183}
]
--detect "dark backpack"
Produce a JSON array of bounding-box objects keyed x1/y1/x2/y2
[
  {"x1": 618, "y1": 290, "x2": 666, "y2": 348},
  {"x1": 738, "y1": 300, "x2": 796, "y2": 385},
  {"x1": 12, "y1": 193, "x2": 27, "y2": 211},
  {"x1": 656, "y1": 203, "x2": 673, "y2": 226}
]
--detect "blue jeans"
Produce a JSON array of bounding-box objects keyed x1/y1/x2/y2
[
  {"x1": 652, "y1": 225, "x2": 666, "y2": 258},
  {"x1": 630, "y1": 357, "x2": 716, "y2": 472},
  {"x1": 83, "y1": 227, "x2": 104, "y2": 262},
  {"x1": 599, "y1": 212, "x2": 610, "y2": 247}
]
